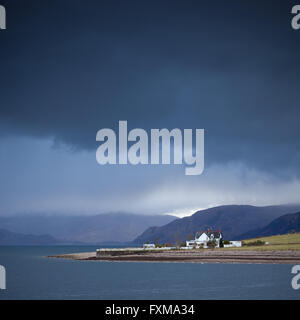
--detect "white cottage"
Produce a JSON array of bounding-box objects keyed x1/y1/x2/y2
[
  {"x1": 143, "y1": 243, "x2": 155, "y2": 248},
  {"x1": 186, "y1": 230, "x2": 223, "y2": 248}
]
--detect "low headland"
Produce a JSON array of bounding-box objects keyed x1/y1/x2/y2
[{"x1": 49, "y1": 233, "x2": 300, "y2": 264}]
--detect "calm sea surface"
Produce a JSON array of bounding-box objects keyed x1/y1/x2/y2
[{"x1": 0, "y1": 246, "x2": 299, "y2": 300}]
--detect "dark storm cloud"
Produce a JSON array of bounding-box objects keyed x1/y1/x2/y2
[{"x1": 1, "y1": 0, "x2": 300, "y2": 176}]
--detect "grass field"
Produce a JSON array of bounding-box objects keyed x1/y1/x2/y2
[{"x1": 225, "y1": 233, "x2": 300, "y2": 251}]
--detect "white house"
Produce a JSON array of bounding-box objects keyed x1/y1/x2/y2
[
  {"x1": 143, "y1": 243, "x2": 155, "y2": 248},
  {"x1": 186, "y1": 230, "x2": 223, "y2": 248}
]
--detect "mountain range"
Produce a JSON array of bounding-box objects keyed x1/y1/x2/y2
[
  {"x1": 1, "y1": 205, "x2": 300, "y2": 245},
  {"x1": 0, "y1": 229, "x2": 59, "y2": 245},
  {"x1": 0, "y1": 213, "x2": 176, "y2": 244},
  {"x1": 133, "y1": 205, "x2": 300, "y2": 244}
]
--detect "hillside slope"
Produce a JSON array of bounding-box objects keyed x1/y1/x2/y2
[
  {"x1": 133, "y1": 205, "x2": 300, "y2": 244},
  {"x1": 237, "y1": 211, "x2": 300, "y2": 239}
]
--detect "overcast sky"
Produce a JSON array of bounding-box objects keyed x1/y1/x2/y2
[{"x1": 0, "y1": 0, "x2": 300, "y2": 217}]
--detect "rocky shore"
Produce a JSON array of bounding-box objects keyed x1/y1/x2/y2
[{"x1": 49, "y1": 249, "x2": 300, "y2": 264}]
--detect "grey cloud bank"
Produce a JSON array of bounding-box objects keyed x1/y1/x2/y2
[
  {"x1": 0, "y1": 0, "x2": 299, "y2": 176},
  {"x1": 0, "y1": 136, "x2": 299, "y2": 217},
  {"x1": 0, "y1": 0, "x2": 300, "y2": 216}
]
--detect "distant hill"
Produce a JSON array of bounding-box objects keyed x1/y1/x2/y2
[
  {"x1": 0, "y1": 213, "x2": 176, "y2": 243},
  {"x1": 0, "y1": 229, "x2": 60, "y2": 245},
  {"x1": 133, "y1": 205, "x2": 300, "y2": 244},
  {"x1": 237, "y1": 211, "x2": 300, "y2": 239}
]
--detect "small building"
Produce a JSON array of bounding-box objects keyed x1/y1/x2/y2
[
  {"x1": 143, "y1": 243, "x2": 155, "y2": 249},
  {"x1": 223, "y1": 241, "x2": 242, "y2": 248},
  {"x1": 186, "y1": 229, "x2": 223, "y2": 248}
]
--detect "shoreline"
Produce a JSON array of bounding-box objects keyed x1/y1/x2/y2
[{"x1": 48, "y1": 249, "x2": 300, "y2": 264}]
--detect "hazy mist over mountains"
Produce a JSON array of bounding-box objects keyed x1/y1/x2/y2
[
  {"x1": 0, "y1": 229, "x2": 59, "y2": 246},
  {"x1": 1, "y1": 204, "x2": 300, "y2": 245},
  {"x1": 0, "y1": 213, "x2": 176, "y2": 244}
]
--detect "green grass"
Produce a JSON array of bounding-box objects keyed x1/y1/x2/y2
[{"x1": 222, "y1": 233, "x2": 300, "y2": 251}]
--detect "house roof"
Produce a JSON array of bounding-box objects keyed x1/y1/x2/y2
[
  {"x1": 207, "y1": 231, "x2": 221, "y2": 238},
  {"x1": 196, "y1": 230, "x2": 222, "y2": 239}
]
